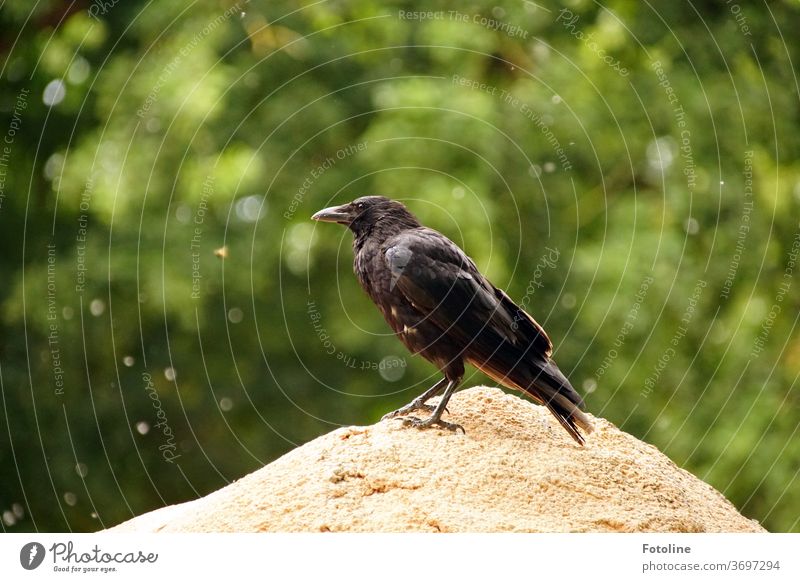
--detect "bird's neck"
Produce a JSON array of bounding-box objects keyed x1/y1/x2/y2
[{"x1": 352, "y1": 218, "x2": 420, "y2": 254}]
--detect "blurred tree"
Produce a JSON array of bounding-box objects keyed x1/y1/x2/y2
[{"x1": 0, "y1": 0, "x2": 798, "y2": 532}]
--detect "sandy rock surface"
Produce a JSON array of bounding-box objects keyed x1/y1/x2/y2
[{"x1": 108, "y1": 387, "x2": 764, "y2": 533}]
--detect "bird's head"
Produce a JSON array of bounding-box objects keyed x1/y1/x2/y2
[{"x1": 311, "y1": 196, "x2": 421, "y2": 236}]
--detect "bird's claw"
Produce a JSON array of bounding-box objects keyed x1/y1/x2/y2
[
  {"x1": 382, "y1": 401, "x2": 439, "y2": 421},
  {"x1": 400, "y1": 415, "x2": 465, "y2": 434}
]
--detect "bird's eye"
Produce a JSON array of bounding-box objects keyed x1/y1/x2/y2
[{"x1": 356, "y1": 202, "x2": 365, "y2": 210}]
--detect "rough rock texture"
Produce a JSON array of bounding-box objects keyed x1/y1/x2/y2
[{"x1": 109, "y1": 387, "x2": 764, "y2": 533}]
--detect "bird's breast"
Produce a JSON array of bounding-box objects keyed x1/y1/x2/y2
[{"x1": 353, "y1": 235, "x2": 463, "y2": 363}]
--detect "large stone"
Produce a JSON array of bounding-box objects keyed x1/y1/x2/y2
[{"x1": 108, "y1": 387, "x2": 764, "y2": 533}]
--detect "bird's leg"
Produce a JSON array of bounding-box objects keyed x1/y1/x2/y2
[
  {"x1": 401, "y1": 378, "x2": 464, "y2": 433},
  {"x1": 382, "y1": 377, "x2": 448, "y2": 420}
]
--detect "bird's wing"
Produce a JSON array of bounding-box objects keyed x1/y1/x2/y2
[{"x1": 384, "y1": 229, "x2": 552, "y2": 357}]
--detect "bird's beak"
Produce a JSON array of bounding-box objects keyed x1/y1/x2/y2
[{"x1": 311, "y1": 204, "x2": 351, "y2": 224}]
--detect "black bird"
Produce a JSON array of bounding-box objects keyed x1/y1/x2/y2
[{"x1": 312, "y1": 196, "x2": 593, "y2": 444}]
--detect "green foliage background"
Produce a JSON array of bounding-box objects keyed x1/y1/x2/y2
[{"x1": 1, "y1": 0, "x2": 798, "y2": 532}]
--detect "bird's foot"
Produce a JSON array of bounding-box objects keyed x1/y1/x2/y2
[
  {"x1": 381, "y1": 401, "x2": 437, "y2": 421},
  {"x1": 400, "y1": 415, "x2": 465, "y2": 434}
]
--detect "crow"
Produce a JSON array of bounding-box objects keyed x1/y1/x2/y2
[{"x1": 312, "y1": 196, "x2": 593, "y2": 444}]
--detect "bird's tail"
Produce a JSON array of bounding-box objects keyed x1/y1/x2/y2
[{"x1": 527, "y1": 359, "x2": 594, "y2": 445}]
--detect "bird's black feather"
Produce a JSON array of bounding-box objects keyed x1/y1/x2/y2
[{"x1": 313, "y1": 196, "x2": 593, "y2": 444}]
